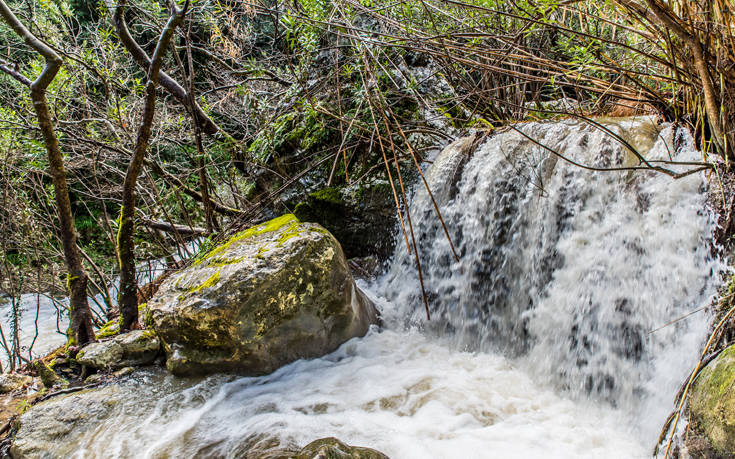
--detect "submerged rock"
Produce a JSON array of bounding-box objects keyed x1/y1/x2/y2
[
  {"x1": 294, "y1": 437, "x2": 389, "y2": 459},
  {"x1": 77, "y1": 330, "x2": 161, "y2": 369},
  {"x1": 147, "y1": 214, "x2": 378, "y2": 376},
  {"x1": 687, "y1": 344, "x2": 735, "y2": 457},
  {"x1": 11, "y1": 385, "x2": 123, "y2": 458}
]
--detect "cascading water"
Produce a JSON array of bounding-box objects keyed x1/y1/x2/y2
[
  {"x1": 379, "y1": 117, "x2": 721, "y2": 440},
  {"x1": 21, "y1": 118, "x2": 721, "y2": 459}
]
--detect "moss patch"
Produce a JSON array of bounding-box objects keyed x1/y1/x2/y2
[
  {"x1": 196, "y1": 214, "x2": 300, "y2": 264},
  {"x1": 690, "y1": 345, "x2": 735, "y2": 455},
  {"x1": 310, "y1": 187, "x2": 343, "y2": 205},
  {"x1": 97, "y1": 320, "x2": 120, "y2": 339},
  {"x1": 189, "y1": 271, "x2": 221, "y2": 294}
]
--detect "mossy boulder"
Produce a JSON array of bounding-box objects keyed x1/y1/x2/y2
[
  {"x1": 147, "y1": 214, "x2": 378, "y2": 376},
  {"x1": 31, "y1": 360, "x2": 66, "y2": 389},
  {"x1": 294, "y1": 437, "x2": 389, "y2": 459},
  {"x1": 687, "y1": 344, "x2": 735, "y2": 457},
  {"x1": 77, "y1": 330, "x2": 161, "y2": 369},
  {"x1": 293, "y1": 181, "x2": 397, "y2": 260}
]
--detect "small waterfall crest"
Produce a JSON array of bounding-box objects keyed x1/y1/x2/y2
[{"x1": 378, "y1": 117, "x2": 721, "y2": 417}]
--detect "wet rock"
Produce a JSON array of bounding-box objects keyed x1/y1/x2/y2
[
  {"x1": 84, "y1": 373, "x2": 104, "y2": 384},
  {"x1": 421, "y1": 133, "x2": 482, "y2": 207},
  {"x1": 294, "y1": 437, "x2": 389, "y2": 459},
  {"x1": 0, "y1": 373, "x2": 32, "y2": 393},
  {"x1": 293, "y1": 181, "x2": 397, "y2": 260},
  {"x1": 77, "y1": 340, "x2": 124, "y2": 369},
  {"x1": 77, "y1": 330, "x2": 161, "y2": 369},
  {"x1": 10, "y1": 385, "x2": 123, "y2": 459},
  {"x1": 114, "y1": 330, "x2": 161, "y2": 366},
  {"x1": 148, "y1": 214, "x2": 378, "y2": 376},
  {"x1": 113, "y1": 366, "x2": 135, "y2": 377},
  {"x1": 687, "y1": 344, "x2": 735, "y2": 457}
]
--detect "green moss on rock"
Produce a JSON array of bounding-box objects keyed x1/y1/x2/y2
[
  {"x1": 97, "y1": 319, "x2": 120, "y2": 338},
  {"x1": 32, "y1": 361, "x2": 66, "y2": 389},
  {"x1": 196, "y1": 214, "x2": 300, "y2": 263},
  {"x1": 688, "y1": 345, "x2": 735, "y2": 456}
]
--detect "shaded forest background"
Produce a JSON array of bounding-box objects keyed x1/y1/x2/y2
[{"x1": 0, "y1": 0, "x2": 733, "y2": 368}]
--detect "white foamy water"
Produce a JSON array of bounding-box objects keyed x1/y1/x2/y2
[
  {"x1": 20, "y1": 118, "x2": 722, "y2": 458},
  {"x1": 63, "y1": 328, "x2": 647, "y2": 459},
  {"x1": 381, "y1": 118, "x2": 720, "y2": 442}
]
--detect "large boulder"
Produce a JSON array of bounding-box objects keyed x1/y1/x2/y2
[
  {"x1": 147, "y1": 214, "x2": 378, "y2": 376},
  {"x1": 687, "y1": 344, "x2": 735, "y2": 457}
]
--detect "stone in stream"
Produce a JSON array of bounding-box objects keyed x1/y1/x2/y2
[
  {"x1": 686, "y1": 344, "x2": 735, "y2": 457},
  {"x1": 10, "y1": 384, "x2": 123, "y2": 459},
  {"x1": 76, "y1": 330, "x2": 161, "y2": 369},
  {"x1": 147, "y1": 214, "x2": 378, "y2": 376},
  {"x1": 0, "y1": 373, "x2": 33, "y2": 393},
  {"x1": 293, "y1": 437, "x2": 390, "y2": 459}
]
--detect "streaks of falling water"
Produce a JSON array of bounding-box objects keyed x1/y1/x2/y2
[{"x1": 378, "y1": 118, "x2": 721, "y2": 437}]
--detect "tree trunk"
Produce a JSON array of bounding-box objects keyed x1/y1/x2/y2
[
  {"x1": 32, "y1": 88, "x2": 96, "y2": 344},
  {"x1": 0, "y1": 0, "x2": 95, "y2": 345},
  {"x1": 117, "y1": 2, "x2": 188, "y2": 331},
  {"x1": 641, "y1": 0, "x2": 730, "y2": 158}
]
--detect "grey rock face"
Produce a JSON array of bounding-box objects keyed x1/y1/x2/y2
[{"x1": 10, "y1": 385, "x2": 123, "y2": 459}]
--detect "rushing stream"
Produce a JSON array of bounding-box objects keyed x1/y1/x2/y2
[{"x1": 17, "y1": 118, "x2": 723, "y2": 458}]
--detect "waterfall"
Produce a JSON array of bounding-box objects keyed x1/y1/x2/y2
[
  {"x1": 18, "y1": 118, "x2": 721, "y2": 459},
  {"x1": 378, "y1": 117, "x2": 720, "y2": 434}
]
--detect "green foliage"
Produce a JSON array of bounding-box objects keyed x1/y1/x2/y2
[{"x1": 247, "y1": 102, "x2": 333, "y2": 164}]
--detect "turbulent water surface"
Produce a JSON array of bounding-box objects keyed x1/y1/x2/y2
[{"x1": 21, "y1": 118, "x2": 724, "y2": 458}]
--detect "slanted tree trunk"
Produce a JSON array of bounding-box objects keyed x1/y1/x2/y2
[
  {"x1": 117, "y1": 0, "x2": 189, "y2": 331},
  {"x1": 642, "y1": 0, "x2": 729, "y2": 157},
  {"x1": 0, "y1": 0, "x2": 95, "y2": 344}
]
